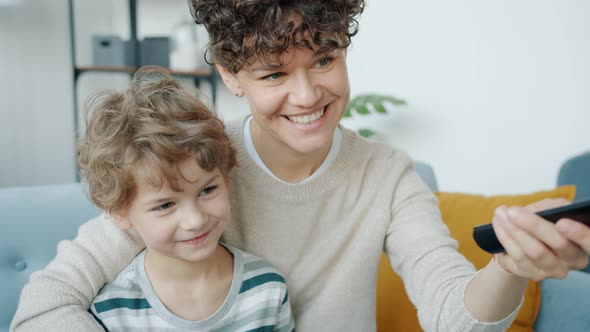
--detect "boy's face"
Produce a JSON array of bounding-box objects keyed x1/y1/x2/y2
[
  {"x1": 114, "y1": 158, "x2": 230, "y2": 264},
  {"x1": 217, "y1": 47, "x2": 350, "y2": 157}
]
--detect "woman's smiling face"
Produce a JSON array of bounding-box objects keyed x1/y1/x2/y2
[{"x1": 218, "y1": 47, "x2": 350, "y2": 157}]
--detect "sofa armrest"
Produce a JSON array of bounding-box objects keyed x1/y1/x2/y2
[
  {"x1": 0, "y1": 183, "x2": 99, "y2": 328},
  {"x1": 414, "y1": 161, "x2": 438, "y2": 192},
  {"x1": 534, "y1": 271, "x2": 590, "y2": 331}
]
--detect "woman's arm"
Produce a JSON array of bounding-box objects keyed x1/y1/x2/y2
[
  {"x1": 463, "y1": 258, "x2": 527, "y2": 322},
  {"x1": 10, "y1": 214, "x2": 144, "y2": 332},
  {"x1": 385, "y1": 163, "x2": 519, "y2": 331}
]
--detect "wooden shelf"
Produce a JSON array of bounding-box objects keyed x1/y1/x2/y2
[
  {"x1": 75, "y1": 66, "x2": 213, "y2": 77},
  {"x1": 168, "y1": 68, "x2": 213, "y2": 77},
  {"x1": 75, "y1": 65, "x2": 135, "y2": 73},
  {"x1": 69, "y1": 0, "x2": 219, "y2": 180}
]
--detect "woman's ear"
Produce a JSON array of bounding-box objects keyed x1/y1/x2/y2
[
  {"x1": 110, "y1": 211, "x2": 133, "y2": 230},
  {"x1": 187, "y1": 0, "x2": 196, "y2": 18},
  {"x1": 216, "y1": 64, "x2": 244, "y2": 97}
]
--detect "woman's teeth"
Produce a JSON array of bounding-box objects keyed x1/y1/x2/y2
[{"x1": 287, "y1": 108, "x2": 325, "y2": 124}]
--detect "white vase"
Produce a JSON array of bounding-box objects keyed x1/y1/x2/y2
[{"x1": 169, "y1": 19, "x2": 207, "y2": 71}]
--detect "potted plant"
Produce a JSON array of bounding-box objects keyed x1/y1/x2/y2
[{"x1": 344, "y1": 94, "x2": 407, "y2": 138}]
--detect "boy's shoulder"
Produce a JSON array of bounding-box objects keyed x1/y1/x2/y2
[
  {"x1": 92, "y1": 253, "x2": 143, "y2": 302},
  {"x1": 226, "y1": 245, "x2": 288, "y2": 287}
]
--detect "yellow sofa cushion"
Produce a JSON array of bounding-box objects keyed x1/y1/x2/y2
[{"x1": 376, "y1": 185, "x2": 576, "y2": 332}]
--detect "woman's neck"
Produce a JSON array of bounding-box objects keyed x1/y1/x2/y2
[{"x1": 250, "y1": 119, "x2": 332, "y2": 183}]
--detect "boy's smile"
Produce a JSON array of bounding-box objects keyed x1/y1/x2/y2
[
  {"x1": 113, "y1": 157, "x2": 231, "y2": 271},
  {"x1": 180, "y1": 228, "x2": 213, "y2": 246}
]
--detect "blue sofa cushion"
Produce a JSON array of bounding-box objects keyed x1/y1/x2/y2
[
  {"x1": 558, "y1": 151, "x2": 590, "y2": 202},
  {"x1": 0, "y1": 183, "x2": 99, "y2": 328}
]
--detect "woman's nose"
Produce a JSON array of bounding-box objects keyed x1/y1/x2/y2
[{"x1": 289, "y1": 71, "x2": 321, "y2": 108}]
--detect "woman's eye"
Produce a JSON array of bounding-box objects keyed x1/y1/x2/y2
[
  {"x1": 316, "y1": 57, "x2": 333, "y2": 68},
  {"x1": 263, "y1": 72, "x2": 284, "y2": 81},
  {"x1": 152, "y1": 202, "x2": 175, "y2": 212},
  {"x1": 199, "y1": 185, "x2": 218, "y2": 196}
]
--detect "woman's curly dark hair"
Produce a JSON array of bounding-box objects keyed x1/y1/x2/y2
[{"x1": 189, "y1": 0, "x2": 365, "y2": 73}]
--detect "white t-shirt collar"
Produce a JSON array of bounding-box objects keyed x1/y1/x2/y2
[{"x1": 243, "y1": 115, "x2": 342, "y2": 185}]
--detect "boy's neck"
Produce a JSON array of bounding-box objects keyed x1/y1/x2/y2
[
  {"x1": 144, "y1": 244, "x2": 233, "y2": 283},
  {"x1": 143, "y1": 244, "x2": 234, "y2": 321}
]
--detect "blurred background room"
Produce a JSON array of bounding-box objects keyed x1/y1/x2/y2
[{"x1": 1, "y1": 0, "x2": 589, "y2": 195}]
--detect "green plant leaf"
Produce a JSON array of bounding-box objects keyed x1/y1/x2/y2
[
  {"x1": 343, "y1": 105, "x2": 352, "y2": 118},
  {"x1": 355, "y1": 104, "x2": 370, "y2": 115},
  {"x1": 358, "y1": 128, "x2": 377, "y2": 138},
  {"x1": 345, "y1": 94, "x2": 407, "y2": 140},
  {"x1": 353, "y1": 95, "x2": 369, "y2": 107},
  {"x1": 372, "y1": 103, "x2": 387, "y2": 114},
  {"x1": 347, "y1": 94, "x2": 407, "y2": 116}
]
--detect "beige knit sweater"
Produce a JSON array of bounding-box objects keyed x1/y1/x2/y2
[{"x1": 12, "y1": 117, "x2": 518, "y2": 332}]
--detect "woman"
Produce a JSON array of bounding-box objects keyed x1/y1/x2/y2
[{"x1": 12, "y1": 1, "x2": 590, "y2": 331}]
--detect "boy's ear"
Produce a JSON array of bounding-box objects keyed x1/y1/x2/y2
[
  {"x1": 216, "y1": 65, "x2": 244, "y2": 97},
  {"x1": 110, "y1": 211, "x2": 133, "y2": 230}
]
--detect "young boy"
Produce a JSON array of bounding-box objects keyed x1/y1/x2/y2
[{"x1": 78, "y1": 67, "x2": 294, "y2": 331}]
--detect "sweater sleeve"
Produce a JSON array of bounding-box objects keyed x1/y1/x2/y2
[
  {"x1": 384, "y1": 161, "x2": 519, "y2": 332},
  {"x1": 10, "y1": 214, "x2": 145, "y2": 332}
]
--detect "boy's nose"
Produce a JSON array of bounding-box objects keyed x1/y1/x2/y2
[
  {"x1": 289, "y1": 71, "x2": 321, "y2": 108},
  {"x1": 180, "y1": 205, "x2": 207, "y2": 230}
]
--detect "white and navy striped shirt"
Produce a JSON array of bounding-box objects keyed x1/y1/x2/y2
[{"x1": 90, "y1": 245, "x2": 295, "y2": 331}]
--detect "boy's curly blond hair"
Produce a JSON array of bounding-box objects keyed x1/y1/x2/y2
[{"x1": 77, "y1": 66, "x2": 236, "y2": 213}]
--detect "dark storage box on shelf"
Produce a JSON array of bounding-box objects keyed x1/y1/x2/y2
[
  {"x1": 140, "y1": 37, "x2": 170, "y2": 67},
  {"x1": 91, "y1": 35, "x2": 135, "y2": 67}
]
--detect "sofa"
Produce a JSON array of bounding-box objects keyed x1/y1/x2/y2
[{"x1": 2, "y1": 159, "x2": 590, "y2": 331}]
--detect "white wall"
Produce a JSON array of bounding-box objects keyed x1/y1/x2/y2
[
  {"x1": 1, "y1": 0, "x2": 589, "y2": 194},
  {"x1": 344, "y1": 0, "x2": 590, "y2": 194},
  {"x1": 0, "y1": 0, "x2": 75, "y2": 187}
]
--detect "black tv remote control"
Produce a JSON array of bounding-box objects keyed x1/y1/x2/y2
[{"x1": 473, "y1": 198, "x2": 590, "y2": 254}]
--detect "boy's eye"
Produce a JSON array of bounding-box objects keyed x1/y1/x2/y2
[
  {"x1": 316, "y1": 57, "x2": 333, "y2": 68},
  {"x1": 262, "y1": 72, "x2": 284, "y2": 81},
  {"x1": 152, "y1": 202, "x2": 175, "y2": 212},
  {"x1": 199, "y1": 185, "x2": 218, "y2": 196}
]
